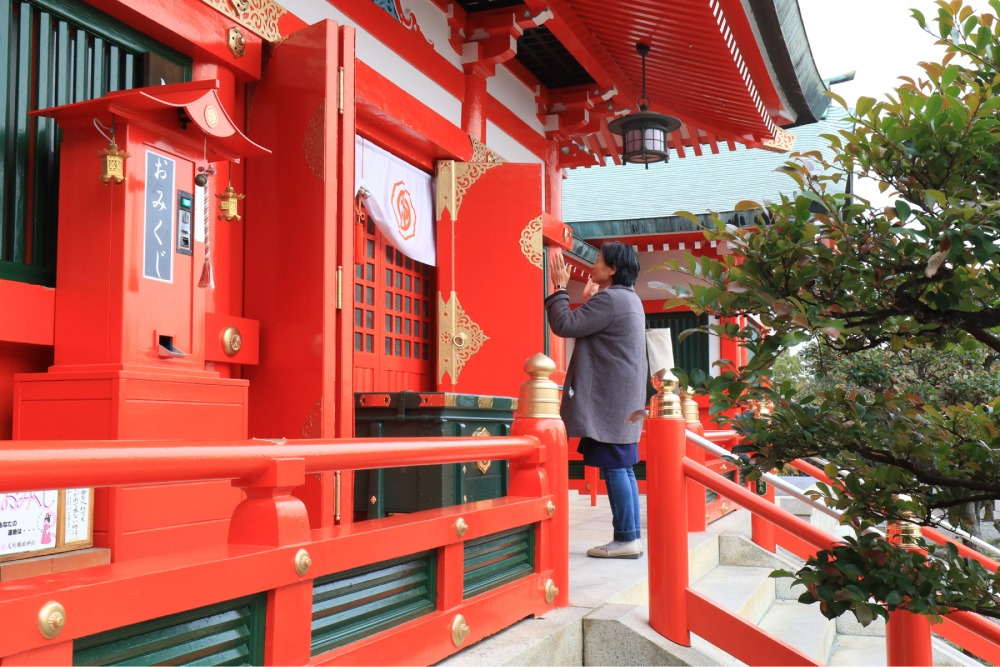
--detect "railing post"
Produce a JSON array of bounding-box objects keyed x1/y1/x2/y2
[
  {"x1": 511, "y1": 353, "x2": 569, "y2": 607},
  {"x1": 647, "y1": 378, "x2": 690, "y2": 646},
  {"x1": 229, "y1": 458, "x2": 312, "y2": 547},
  {"x1": 681, "y1": 387, "x2": 706, "y2": 533},
  {"x1": 885, "y1": 520, "x2": 933, "y2": 666}
]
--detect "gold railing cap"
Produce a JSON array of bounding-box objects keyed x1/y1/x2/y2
[
  {"x1": 524, "y1": 353, "x2": 556, "y2": 378},
  {"x1": 518, "y1": 353, "x2": 561, "y2": 419}
]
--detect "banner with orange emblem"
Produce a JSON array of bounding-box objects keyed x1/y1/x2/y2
[{"x1": 355, "y1": 137, "x2": 436, "y2": 266}]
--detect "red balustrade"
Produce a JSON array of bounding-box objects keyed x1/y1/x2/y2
[
  {"x1": 645, "y1": 398, "x2": 1000, "y2": 667},
  {"x1": 0, "y1": 357, "x2": 569, "y2": 666}
]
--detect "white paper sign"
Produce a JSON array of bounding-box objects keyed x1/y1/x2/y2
[
  {"x1": 355, "y1": 137, "x2": 436, "y2": 266},
  {"x1": 64, "y1": 489, "x2": 90, "y2": 543},
  {"x1": 0, "y1": 491, "x2": 58, "y2": 556}
]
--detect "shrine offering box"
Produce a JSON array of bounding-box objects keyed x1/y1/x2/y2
[
  {"x1": 353, "y1": 392, "x2": 516, "y2": 520},
  {"x1": 0, "y1": 489, "x2": 94, "y2": 563}
]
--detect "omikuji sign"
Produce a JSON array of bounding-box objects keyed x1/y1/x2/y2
[{"x1": 0, "y1": 491, "x2": 58, "y2": 556}]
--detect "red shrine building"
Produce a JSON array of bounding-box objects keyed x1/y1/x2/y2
[{"x1": 0, "y1": 0, "x2": 835, "y2": 664}]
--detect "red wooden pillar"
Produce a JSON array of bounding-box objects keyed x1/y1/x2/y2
[
  {"x1": 886, "y1": 522, "x2": 933, "y2": 666},
  {"x1": 646, "y1": 382, "x2": 690, "y2": 646},
  {"x1": 265, "y1": 582, "x2": 313, "y2": 666},
  {"x1": 462, "y1": 65, "x2": 489, "y2": 142},
  {"x1": 682, "y1": 388, "x2": 706, "y2": 532},
  {"x1": 511, "y1": 354, "x2": 569, "y2": 607}
]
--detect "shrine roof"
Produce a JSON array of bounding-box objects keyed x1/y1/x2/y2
[{"x1": 562, "y1": 107, "x2": 850, "y2": 226}]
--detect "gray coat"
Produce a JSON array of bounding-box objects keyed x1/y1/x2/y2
[{"x1": 545, "y1": 285, "x2": 646, "y2": 444}]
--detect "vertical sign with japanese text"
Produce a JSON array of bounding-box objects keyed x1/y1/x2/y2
[
  {"x1": 64, "y1": 489, "x2": 90, "y2": 543},
  {"x1": 0, "y1": 491, "x2": 58, "y2": 556},
  {"x1": 143, "y1": 150, "x2": 176, "y2": 282}
]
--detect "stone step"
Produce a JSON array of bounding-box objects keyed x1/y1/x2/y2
[
  {"x1": 829, "y1": 635, "x2": 885, "y2": 666},
  {"x1": 691, "y1": 564, "x2": 775, "y2": 625},
  {"x1": 758, "y1": 600, "x2": 836, "y2": 664}
]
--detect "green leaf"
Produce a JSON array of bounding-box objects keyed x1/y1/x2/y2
[
  {"x1": 856, "y1": 96, "x2": 876, "y2": 116},
  {"x1": 673, "y1": 210, "x2": 702, "y2": 227},
  {"x1": 894, "y1": 200, "x2": 912, "y2": 221},
  {"x1": 735, "y1": 200, "x2": 763, "y2": 212}
]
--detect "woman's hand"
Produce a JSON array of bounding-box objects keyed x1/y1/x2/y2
[
  {"x1": 549, "y1": 251, "x2": 571, "y2": 289},
  {"x1": 582, "y1": 278, "x2": 600, "y2": 303}
]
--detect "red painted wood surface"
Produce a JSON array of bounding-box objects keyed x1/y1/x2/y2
[
  {"x1": 436, "y1": 163, "x2": 544, "y2": 396},
  {"x1": 935, "y1": 615, "x2": 1000, "y2": 665},
  {"x1": 646, "y1": 417, "x2": 690, "y2": 646},
  {"x1": 686, "y1": 588, "x2": 820, "y2": 666},
  {"x1": 244, "y1": 20, "x2": 344, "y2": 449},
  {"x1": 887, "y1": 608, "x2": 932, "y2": 667},
  {"x1": 0, "y1": 411, "x2": 567, "y2": 664},
  {"x1": 204, "y1": 313, "x2": 259, "y2": 365},
  {"x1": 0, "y1": 281, "x2": 54, "y2": 346}
]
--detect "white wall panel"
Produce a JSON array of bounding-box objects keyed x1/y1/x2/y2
[
  {"x1": 487, "y1": 66, "x2": 545, "y2": 135},
  {"x1": 281, "y1": 0, "x2": 462, "y2": 126}
]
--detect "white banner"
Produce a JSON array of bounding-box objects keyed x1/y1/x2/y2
[{"x1": 355, "y1": 137, "x2": 436, "y2": 266}]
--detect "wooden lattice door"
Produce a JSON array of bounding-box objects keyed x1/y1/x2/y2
[{"x1": 353, "y1": 196, "x2": 435, "y2": 392}]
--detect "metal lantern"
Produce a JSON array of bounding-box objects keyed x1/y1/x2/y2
[{"x1": 607, "y1": 43, "x2": 681, "y2": 168}]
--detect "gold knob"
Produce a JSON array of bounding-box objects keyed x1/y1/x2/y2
[
  {"x1": 222, "y1": 326, "x2": 242, "y2": 356},
  {"x1": 452, "y1": 614, "x2": 471, "y2": 646},
  {"x1": 721, "y1": 503, "x2": 728, "y2": 513},
  {"x1": 544, "y1": 579, "x2": 559, "y2": 605},
  {"x1": 563, "y1": 227, "x2": 571, "y2": 243},
  {"x1": 546, "y1": 501, "x2": 556, "y2": 517},
  {"x1": 452, "y1": 333, "x2": 467, "y2": 348},
  {"x1": 370, "y1": 496, "x2": 377, "y2": 505},
  {"x1": 38, "y1": 602, "x2": 66, "y2": 639},
  {"x1": 456, "y1": 518, "x2": 468, "y2": 538},
  {"x1": 294, "y1": 549, "x2": 312, "y2": 577}
]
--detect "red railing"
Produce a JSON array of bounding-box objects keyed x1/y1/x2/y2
[
  {"x1": 0, "y1": 417, "x2": 569, "y2": 664},
  {"x1": 645, "y1": 409, "x2": 1000, "y2": 667}
]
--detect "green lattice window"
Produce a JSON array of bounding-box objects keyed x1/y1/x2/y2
[{"x1": 0, "y1": 0, "x2": 190, "y2": 286}]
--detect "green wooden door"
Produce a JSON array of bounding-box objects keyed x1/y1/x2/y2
[
  {"x1": 73, "y1": 594, "x2": 266, "y2": 666},
  {"x1": 0, "y1": 0, "x2": 190, "y2": 286}
]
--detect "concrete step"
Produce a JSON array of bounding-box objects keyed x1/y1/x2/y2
[
  {"x1": 691, "y1": 564, "x2": 775, "y2": 625},
  {"x1": 829, "y1": 635, "x2": 885, "y2": 666},
  {"x1": 758, "y1": 600, "x2": 835, "y2": 664}
]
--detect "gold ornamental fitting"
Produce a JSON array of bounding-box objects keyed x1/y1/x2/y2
[
  {"x1": 887, "y1": 520, "x2": 923, "y2": 548},
  {"x1": 222, "y1": 326, "x2": 242, "y2": 357},
  {"x1": 517, "y1": 353, "x2": 561, "y2": 419},
  {"x1": 294, "y1": 548, "x2": 312, "y2": 577},
  {"x1": 38, "y1": 602, "x2": 66, "y2": 640},
  {"x1": 456, "y1": 518, "x2": 468, "y2": 538},
  {"x1": 681, "y1": 386, "x2": 700, "y2": 424},
  {"x1": 452, "y1": 614, "x2": 471, "y2": 647},
  {"x1": 545, "y1": 500, "x2": 556, "y2": 517},
  {"x1": 544, "y1": 579, "x2": 559, "y2": 605},
  {"x1": 649, "y1": 378, "x2": 682, "y2": 419}
]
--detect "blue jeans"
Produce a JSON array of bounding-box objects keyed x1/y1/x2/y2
[{"x1": 603, "y1": 466, "x2": 641, "y2": 542}]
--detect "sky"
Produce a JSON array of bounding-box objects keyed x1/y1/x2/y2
[{"x1": 797, "y1": 0, "x2": 989, "y2": 204}]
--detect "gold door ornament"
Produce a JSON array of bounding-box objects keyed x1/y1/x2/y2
[
  {"x1": 469, "y1": 135, "x2": 507, "y2": 163},
  {"x1": 435, "y1": 160, "x2": 501, "y2": 222},
  {"x1": 200, "y1": 0, "x2": 287, "y2": 42},
  {"x1": 472, "y1": 427, "x2": 491, "y2": 474},
  {"x1": 519, "y1": 216, "x2": 543, "y2": 269},
  {"x1": 438, "y1": 291, "x2": 489, "y2": 384}
]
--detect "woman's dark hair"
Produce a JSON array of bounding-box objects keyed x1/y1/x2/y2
[{"x1": 600, "y1": 241, "x2": 640, "y2": 287}]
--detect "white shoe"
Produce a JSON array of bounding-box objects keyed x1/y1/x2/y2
[{"x1": 587, "y1": 539, "x2": 643, "y2": 559}]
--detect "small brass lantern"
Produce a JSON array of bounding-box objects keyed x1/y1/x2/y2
[
  {"x1": 97, "y1": 141, "x2": 130, "y2": 185},
  {"x1": 216, "y1": 184, "x2": 245, "y2": 222}
]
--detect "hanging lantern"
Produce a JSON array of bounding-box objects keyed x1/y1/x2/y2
[
  {"x1": 95, "y1": 115, "x2": 130, "y2": 185},
  {"x1": 215, "y1": 163, "x2": 245, "y2": 222},
  {"x1": 607, "y1": 43, "x2": 681, "y2": 169}
]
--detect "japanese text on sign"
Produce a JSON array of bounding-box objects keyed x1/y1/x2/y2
[
  {"x1": 64, "y1": 489, "x2": 90, "y2": 543},
  {"x1": 0, "y1": 491, "x2": 58, "y2": 556},
  {"x1": 143, "y1": 150, "x2": 176, "y2": 282}
]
